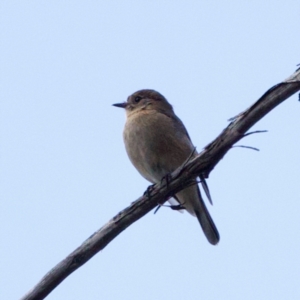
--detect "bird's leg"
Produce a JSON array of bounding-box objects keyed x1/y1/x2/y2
[
  {"x1": 160, "y1": 172, "x2": 172, "y2": 187},
  {"x1": 155, "y1": 175, "x2": 188, "y2": 213},
  {"x1": 149, "y1": 174, "x2": 173, "y2": 214},
  {"x1": 143, "y1": 184, "x2": 156, "y2": 198}
]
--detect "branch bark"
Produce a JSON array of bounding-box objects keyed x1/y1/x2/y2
[{"x1": 21, "y1": 68, "x2": 300, "y2": 300}]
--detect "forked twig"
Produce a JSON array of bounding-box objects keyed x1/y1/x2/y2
[
  {"x1": 243, "y1": 130, "x2": 268, "y2": 137},
  {"x1": 232, "y1": 145, "x2": 260, "y2": 151},
  {"x1": 200, "y1": 175, "x2": 213, "y2": 205},
  {"x1": 20, "y1": 68, "x2": 300, "y2": 300}
]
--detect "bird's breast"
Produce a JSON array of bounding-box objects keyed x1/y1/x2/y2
[{"x1": 123, "y1": 111, "x2": 194, "y2": 183}]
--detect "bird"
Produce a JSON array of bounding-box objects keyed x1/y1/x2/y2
[{"x1": 113, "y1": 89, "x2": 219, "y2": 245}]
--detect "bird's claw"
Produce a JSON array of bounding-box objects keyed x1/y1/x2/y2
[
  {"x1": 160, "y1": 173, "x2": 172, "y2": 187},
  {"x1": 144, "y1": 184, "x2": 156, "y2": 198}
]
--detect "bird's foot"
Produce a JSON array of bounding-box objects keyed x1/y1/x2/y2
[
  {"x1": 160, "y1": 172, "x2": 172, "y2": 187},
  {"x1": 144, "y1": 184, "x2": 156, "y2": 198}
]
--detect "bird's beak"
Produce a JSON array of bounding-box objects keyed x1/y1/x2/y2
[{"x1": 112, "y1": 102, "x2": 127, "y2": 108}]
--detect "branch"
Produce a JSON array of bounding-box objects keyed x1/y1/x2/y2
[{"x1": 21, "y1": 68, "x2": 300, "y2": 300}]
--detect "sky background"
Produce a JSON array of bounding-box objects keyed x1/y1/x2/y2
[{"x1": 1, "y1": 2, "x2": 300, "y2": 300}]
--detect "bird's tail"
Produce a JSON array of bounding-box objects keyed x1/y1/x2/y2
[
  {"x1": 176, "y1": 185, "x2": 220, "y2": 245},
  {"x1": 194, "y1": 191, "x2": 220, "y2": 245}
]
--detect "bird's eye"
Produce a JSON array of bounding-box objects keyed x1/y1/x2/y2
[{"x1": 134, "y1": 96, "x2": 142, "y2": 103}]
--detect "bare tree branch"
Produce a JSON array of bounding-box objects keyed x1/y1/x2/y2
[{"x1": 21, "y1": 68, "x2": 300, "y2": 300}]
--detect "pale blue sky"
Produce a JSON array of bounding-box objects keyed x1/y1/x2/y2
[{"x1": 1, "y1": 2, "x2": 300, "y2": 300}]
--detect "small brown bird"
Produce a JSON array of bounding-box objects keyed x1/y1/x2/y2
[{"x1": 113, "y1": 89, "x2": 219, "y2": 245}]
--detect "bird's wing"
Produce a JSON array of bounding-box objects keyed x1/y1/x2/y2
[{"x1": 155, "y1": 109, "x2": 193, "y2": 143}]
